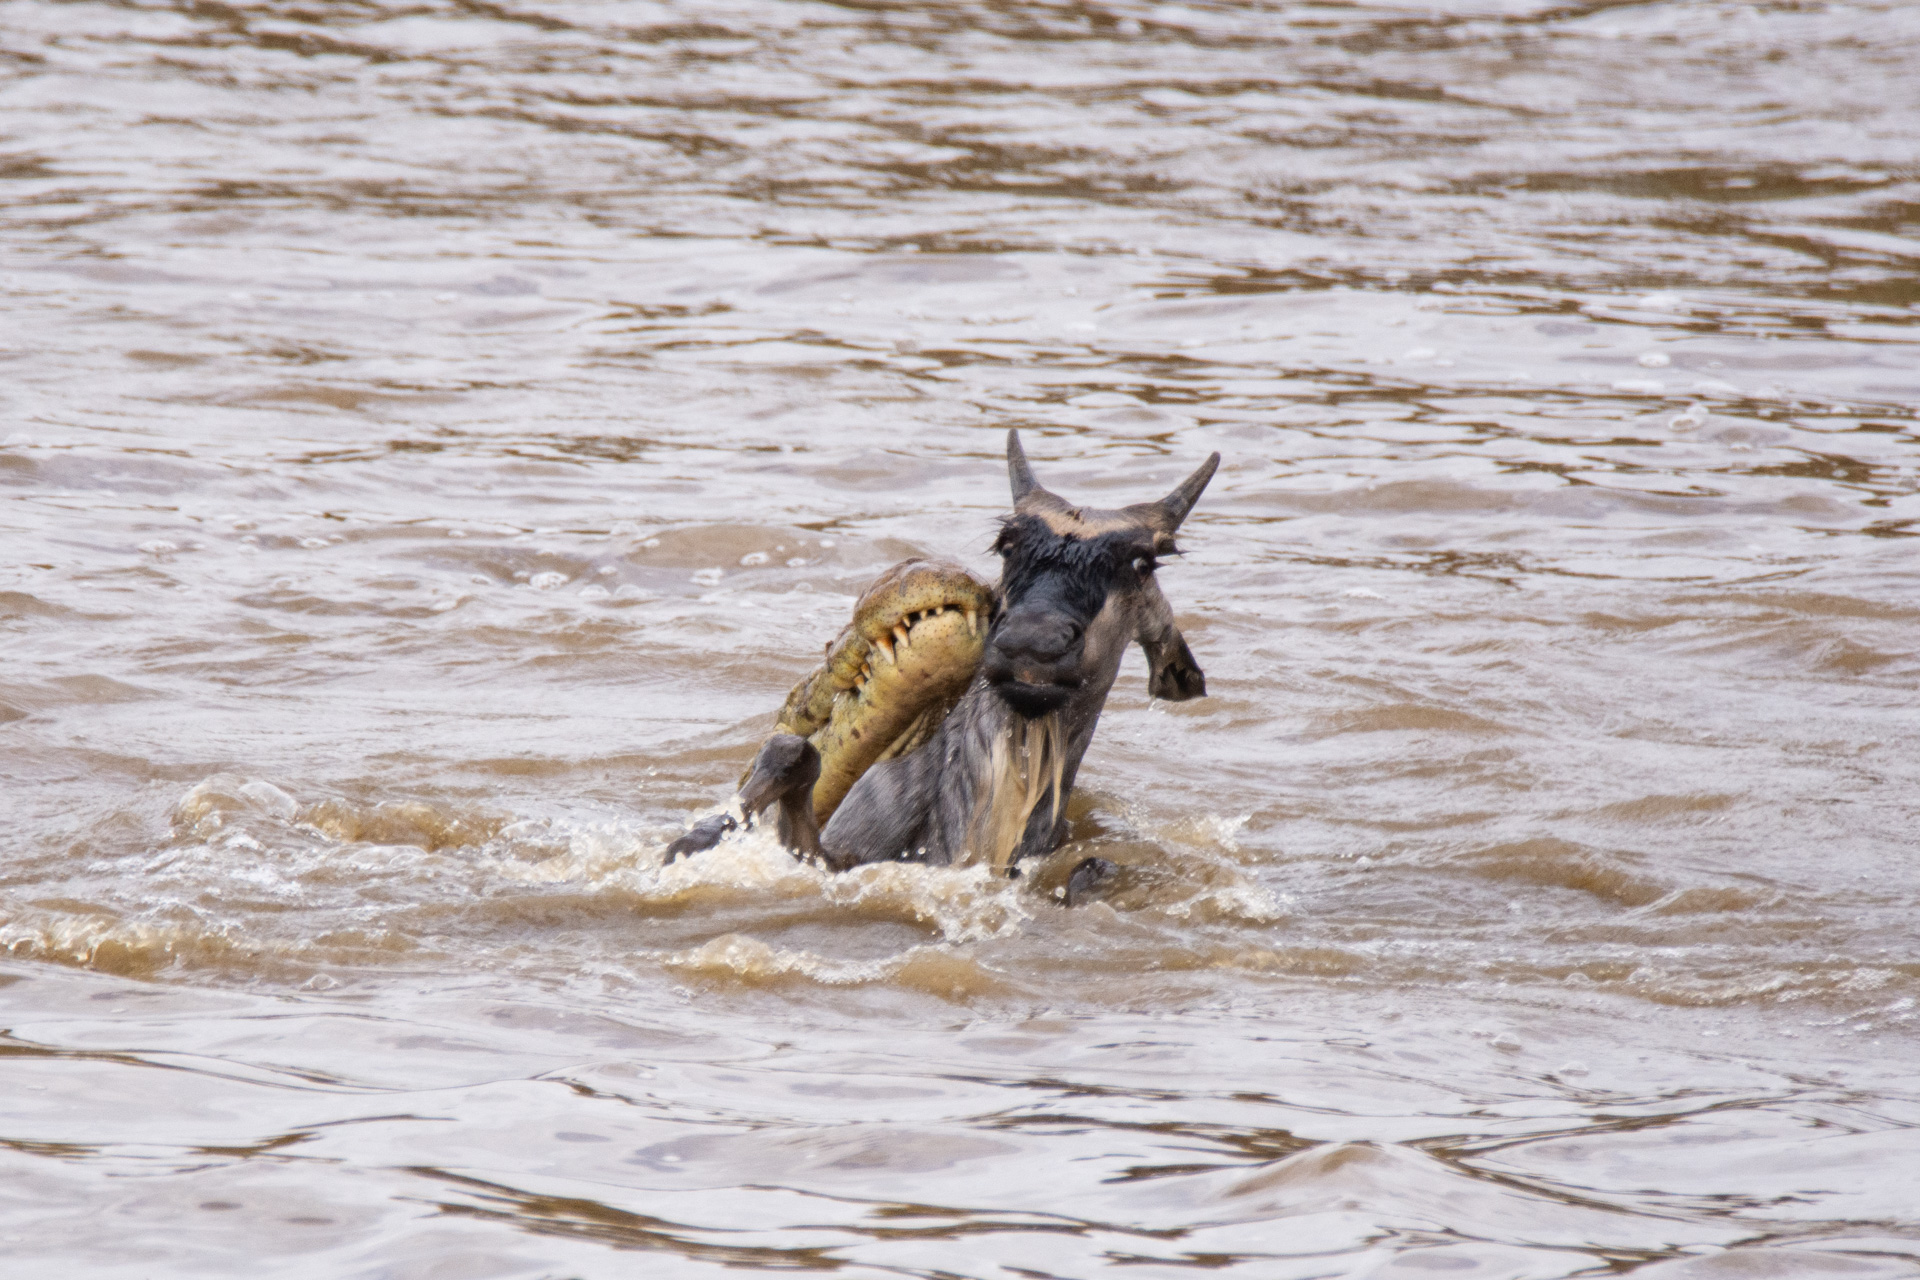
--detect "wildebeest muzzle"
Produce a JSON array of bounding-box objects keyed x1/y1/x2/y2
[{"x1": 983, "y1": 595, "x2": 1087, "y2": 718}]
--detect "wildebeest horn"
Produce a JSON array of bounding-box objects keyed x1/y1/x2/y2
[
  {"x1": 1158, "y1": 452, "x2": 1221, "y2": 531},
  {"x1": 1007, "y1": 428, "x2": 1043, "y2": 503}
]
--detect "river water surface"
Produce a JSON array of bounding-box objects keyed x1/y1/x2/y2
[{"x1": 4, "y1": 1, "x2": 1920, "y2": 1276}]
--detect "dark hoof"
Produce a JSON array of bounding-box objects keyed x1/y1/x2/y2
[
  {"x1": 1064, "y1": 856, "x2": 1118, "y2": 908},
  {"x1": 665, "y1": 813, "x2": 736, "y2": 863}
]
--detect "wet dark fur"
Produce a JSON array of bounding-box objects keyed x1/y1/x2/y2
[{"x1": 991, "y1": 516, "x2": 1166, "y2": 631}]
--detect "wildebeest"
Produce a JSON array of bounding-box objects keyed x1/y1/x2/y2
[{"x1": 670, "y1": 430, "x2": 1218, "y2": 904}]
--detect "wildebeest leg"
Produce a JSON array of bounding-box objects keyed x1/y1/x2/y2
[
  {"x1": 665, "y1": 813, "x2": 735, "y2": 862},
  {"x1": 738, "y1": 734, "x2": 826, "y2": 862},
  {"x1": 667, "y1": 736, "x2": 825, "y2": 865},
  {"x1": 1064, "y1": 856, "x2": 1117, "y2": 907}
]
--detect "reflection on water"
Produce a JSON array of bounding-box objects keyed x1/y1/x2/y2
[{"x1": 3, "y1": 0, "x2": 1918, "y2": 1275}]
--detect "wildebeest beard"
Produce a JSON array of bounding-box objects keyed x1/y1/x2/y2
[
  {"x1": 968, "y1": 707, "x2": 1067, "y2": 874},
  {"x1": 668, "y1": 429, "x2": 1219, "y2": 898}
]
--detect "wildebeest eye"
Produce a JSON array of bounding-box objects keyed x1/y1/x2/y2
[{"x1": 1131, "y1": 553, "x2": 1156, "y2": 577}]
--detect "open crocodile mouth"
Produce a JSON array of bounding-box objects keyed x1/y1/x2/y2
[
  {"x1": 767, "y1": 558, "x2": 995, "y2": 824},
  {"x1": 845, "y1": 600, "x2": 981, "y2": 691}
]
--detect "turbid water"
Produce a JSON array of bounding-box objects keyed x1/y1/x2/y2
[{"x1": 3, "y1": 1, "x2": 1919, "y2": 1276}]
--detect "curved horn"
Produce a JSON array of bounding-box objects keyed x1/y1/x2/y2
[
  {"x1": 1007, "y1": 428, "x2": 1042, "y2": 504},
  {"x1": 1159, "y1": 452, "x2": 1221, "y2": 531}
]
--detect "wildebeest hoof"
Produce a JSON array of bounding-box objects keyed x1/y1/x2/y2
[
  {"x1": 665, "y1": 812, "x2": 736, "y2": 863},
  {"x1": 1064, "y1": 856, "x2": 1118, "y2": 907}
]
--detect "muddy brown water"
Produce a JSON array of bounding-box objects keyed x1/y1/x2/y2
[{"x1": 4, "y1": 2, "x2": 1920, "y2": 1276}]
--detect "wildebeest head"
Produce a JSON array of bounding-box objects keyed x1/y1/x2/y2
[{"x1": 982, "y1": 430, "x2": 1218, "y2": 719}]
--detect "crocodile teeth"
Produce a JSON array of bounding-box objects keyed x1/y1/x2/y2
[
  {"x1": 893, "y1": 623, "x2": 911, "y2": 650},
  {"x1": 872, "y1": 634, "x2": 894, "y2": 664},
  {"x1": 964, "y1": 609, "x2": 978, "y2": 635}
]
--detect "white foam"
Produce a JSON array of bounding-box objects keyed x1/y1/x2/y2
[
  {"x1": 1160, "y1": 881, "x2": 1288, "y2": 925},
  {"x1": 821, "y1": 860, "x2": 1032, "y2": 942},
  {"x1": 485, "y1": 819, "x2": 1030, "y2": 944}
]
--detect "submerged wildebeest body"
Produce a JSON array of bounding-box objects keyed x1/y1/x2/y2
[{"x1": 671, "y1": 430, "x2": 1218, "y2": 898}]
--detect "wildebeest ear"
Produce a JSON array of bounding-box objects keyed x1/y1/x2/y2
[{"x1": 1144, "y1": 628, "x2": 1206, "y2": 702}]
